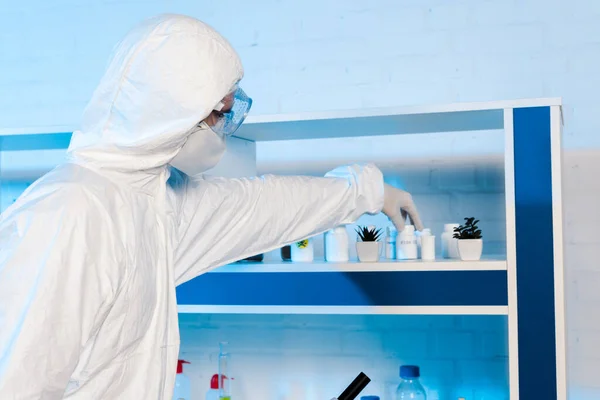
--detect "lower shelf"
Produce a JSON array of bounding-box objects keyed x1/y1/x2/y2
[
  {"x1": 176, "y1": 259, "x2": 508, "y2": 314},
  {"x1": 177, "y1": 313, "x2": 509, "y2": 400}
]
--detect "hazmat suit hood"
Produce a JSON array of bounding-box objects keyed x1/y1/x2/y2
[{"x1": 67, "y1": 14, "x2": 244, "y2": 176}]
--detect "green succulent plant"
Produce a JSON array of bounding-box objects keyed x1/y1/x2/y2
[
  {"x1": 453, "y1": 217, "x2": 483, "y2": 239},
  {"x1": 355, "y1": 225, "x2": 382, "y2": 242}
]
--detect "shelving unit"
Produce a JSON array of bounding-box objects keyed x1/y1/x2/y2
[
  {"x1": 0, "y1": 97, "x2": 566, "y2": 400},
  {"x1": 179, "y1": 97, "x2": 567, "y2": 400}
]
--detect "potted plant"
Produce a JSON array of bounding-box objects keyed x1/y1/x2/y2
[
  {"x1": 355, "y1": 225, "x2": 382, "y2": 262},
  {"x1": 291, "y1": 238, "x2": 314, "y2": 262},
  {"x1": 453, "y1": 217, "x2": 483, "y2": 261}
]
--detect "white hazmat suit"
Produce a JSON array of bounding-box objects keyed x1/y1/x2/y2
[{"x1": 0, "y1": 14, "x2": 422, "y2": 399}]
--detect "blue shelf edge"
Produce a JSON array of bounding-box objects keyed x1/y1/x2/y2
[{"x1": 176, "y1": 270, "x2": 508, "y2": 307}]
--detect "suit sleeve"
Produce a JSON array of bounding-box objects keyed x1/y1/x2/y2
[{"x1": 172, "y1": 163, "x2": 384, "y2": 285}]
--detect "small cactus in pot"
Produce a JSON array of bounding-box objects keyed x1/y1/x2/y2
[{"x1": 355, "y1": 225, "x2": 382, "y2": 262}]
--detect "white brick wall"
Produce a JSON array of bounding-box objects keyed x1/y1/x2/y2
[
  {"x1": 256, "y1": 134, "x2": 507, "y2": 261},
  {"x1": 2, "y1": 0, "x2": 600, "y2": 398},
  {"x1": 178, "y1": 314, "x2": 507, "y2": 400}
]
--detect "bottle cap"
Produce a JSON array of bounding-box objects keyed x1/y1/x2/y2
[
  {"x1": 210, "y1": 374, "x2": 228, "y2": 389},
  {"x1": 402, "y1": 225, "x2": 415, "y2": 234},
  {"x1": 331, "y1": 226, "x2": 347, "y2": 234},
  {"x1": 400, "y1": 365, "x2": 420, "y2": 378},
  {"x1": 361, "y1": 397, "x2": 380, "y2": 400},
  {"x1": 176, "y1": 359, "x2": 190, "y2": 374},
  {"x1": 420, "y1": 228, "x2": 431, "y2": 236},
  {"x1": 444, "y1": 223, "x2": 460, "y2": 231}
]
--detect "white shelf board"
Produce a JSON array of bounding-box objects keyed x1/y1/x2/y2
[
  {"x1": 0, "y1": 97, "x2": 561, "y2": 138},
  {"x1": 0, "y1": 126, "x2": 74, "y2": 137},
  {"x1": 234, "y1": 97, "x2": 562, "y2": 142},
  {"x1": 177, "y1": 305, "x2": 509, "y2": 315},
  {"x1": 211, "y1": 258, "x2": 507, "y2": 273}
]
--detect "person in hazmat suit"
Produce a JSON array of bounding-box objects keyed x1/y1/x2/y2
[{"x1": 0, "y1": 14, "x2": 423, "y2": 399}]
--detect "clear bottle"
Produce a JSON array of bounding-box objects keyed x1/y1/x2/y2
[
  {"x1": 218, "y1": 342, "x2": 231, "y2": 400},
  {"x1": 395, "y1": 365, "x2": 426, "y2": 400},
  {"x1": 385, "y1": 226, "x2": 397, "y2": 259},
  {"x1": 206, "y1": 374, "x2": 226, "y2": 400},
  {"x1": 173, "y1": 360, "x2": 191, "y2": 400}
]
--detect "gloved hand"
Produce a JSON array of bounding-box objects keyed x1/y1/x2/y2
[{"x1": 382, "y1": 184, "x2": 424, "y2": 232}]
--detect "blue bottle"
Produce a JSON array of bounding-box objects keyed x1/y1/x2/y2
[{"x1": 395, "y1": 365, "x2": 426, "y2": 400}]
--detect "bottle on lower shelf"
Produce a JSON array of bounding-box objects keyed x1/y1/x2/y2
[
  {"x1": 395, "y1": 365, "x2": 426, "y2": 400},
  {"x1": 205, "y1": 374, "x2": 226, "y2": 400},
  {"x1": 218, "y1": 342, "x2": 232, "y2": 400},
  {"x1": 173, "y1": 360, "x2": 191, "y2": 400}
]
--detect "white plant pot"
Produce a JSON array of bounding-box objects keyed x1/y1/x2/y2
[
  {"x1": 291, "y1": 239, "x2": 314, "y2": 262},
  {"x1": 448, "y1": 238, "x2": 460, "y2": 259},
  {"x1": 356, "y1": 241, "x2": 381, "y2": 262},
  {"x1": 457, "y1": 239, "x2": 483, "y2": 261}
]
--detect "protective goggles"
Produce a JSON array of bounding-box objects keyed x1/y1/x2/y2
[{"x1": 205, "y1": 86, "x2": 253, "y2": 137}]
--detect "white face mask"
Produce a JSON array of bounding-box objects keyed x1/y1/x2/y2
[{"x1": 169, "y1": 123, "x2": 226, "y2": 176}]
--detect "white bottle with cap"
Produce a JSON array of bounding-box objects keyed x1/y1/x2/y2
[
  {"x1": 419, "y1": 229, "x2": 435, "y2": 261},
  {"x1": 325, "y1": 226, "x2": 350, "y2": 262},
  {"x1": 441, "y1": 223, "x2": 460, "y2": 259},
  {"x1": 396, "y1": 225, "x2": 418, "y2": 260}
]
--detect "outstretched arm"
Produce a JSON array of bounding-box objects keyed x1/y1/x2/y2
[{"x1": 171, "y1": 163, "x2": 385, "y2": 285}]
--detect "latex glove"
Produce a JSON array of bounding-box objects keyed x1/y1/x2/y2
[{"x1": 382, "y1": 184, "x2": 424, "y2": 232}]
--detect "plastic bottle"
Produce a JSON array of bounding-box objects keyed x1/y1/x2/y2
[
  {"x1": 441, "y1": 223, "x2": 460, "y2": 259},
  {"x1": 281, "y1": 245, "x2": 291, "y2": 261},
  {"x1": 385, "y1": 226, "x2": 397, "y2": 259},
  {"x1": 325, "y1": 226, "x2": 350, "y2": 262},
  {"x1": 419, "y1": 229, "x2": 435, "y2": 261},
  {"x1": 218, "y1": 342, "x2": 231, "y2": 400},
  {"x1": 173, "y1": 360, "x2": 191, "y2": 400},
  {"x1": 291, "y1": 238, "x2": 314, "y2": 262},
  {"x1": 206, "y1": 374, "x2": 227, "y2": 400},
  {"x1": 395, "y1": 365, "x2": 426, "y2": 400},
  {"x1": 415, "y1": 228, "x2": 430, "y2": 258},
  {"x1": 396, "y1": 225, "x2": 417, "y2": 260}
]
